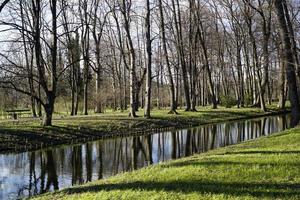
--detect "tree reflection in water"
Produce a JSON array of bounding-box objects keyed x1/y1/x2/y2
[
  {"x1": 0, "y1": 114, "x2": 291, "y2": 199},
  {"x1": 40, "y1": 151, "x2": 59, "y2": 194},
  {"x1": 71, "y1": 146, "x2": 83, "y2": 185}
]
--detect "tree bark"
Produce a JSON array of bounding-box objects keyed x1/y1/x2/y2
[
  {"x1": 43, "y1": 0, "x2": 58, "y2": 126},
  {"x1": 275, "y1": 0, "x2": 300, "y2": 125},
  {"x1": 278, "y1": 46, "x2": 286, "y2": 109},
  {"x1": 144, "y1": 0, "x2": 152, "y2": 118}
]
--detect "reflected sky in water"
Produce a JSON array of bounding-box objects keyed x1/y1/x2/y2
[{"x1": 0, "y1": 114, "x2": 291, "y2": 200}]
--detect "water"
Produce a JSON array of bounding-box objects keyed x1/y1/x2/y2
[{"x1": 0, "y1": 114, "x2": 291, "y2": 199}]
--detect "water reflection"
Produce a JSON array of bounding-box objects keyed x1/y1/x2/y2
[
  {"x1": 71, "y1": 146, "x2": 83, "y2": 185},
  {"x1": 40, "y1": 151, "x2": 59, "y2": 193},
  {"x1": 0, "y1": 114, "x2": 291, "y2": 200}
]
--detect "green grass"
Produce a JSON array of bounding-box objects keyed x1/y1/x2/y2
[
  {"x1": 33, "y1": 127, "x2": 300, "y2": 200},
  {"x1": 0, "y1": 105, "x2": 289, "y2": 153}
]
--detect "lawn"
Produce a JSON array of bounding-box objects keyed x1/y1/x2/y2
[
  {"x1": 0, "y1": 106, "x2": 289, "y2": 153},
  {"x1": 33, "y1": 127, "x2": 300, "y2": 200}
]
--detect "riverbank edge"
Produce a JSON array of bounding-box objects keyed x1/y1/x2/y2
[
  {"x1": 32, "y1": 123, "x2": 300, "y2": 200},
  {"x1": 0, "y1": 108, "x2": 290, "y2": 154}
]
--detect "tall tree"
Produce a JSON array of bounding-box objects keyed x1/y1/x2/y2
[
  {"x1": 196, "y1": 3, "x2": 217, "y2": 109},
  {"x1": 120, "y1": 0, "x2": 137, "y2": 117},
  {"x1": 243, "y1": 4, "x2": 266, "y2": 111},
  {"x1": 171, "y1": 0, "x2": 191, "y2": 111},
  {"x1": 20, "y1": 1, "x2": 37, "y2": 117},
  {"x1": 158, "y1": 0, "x2": 177, "y2": 114},
  {"x1": 80, "y1": 0, "x2": 91, "y2": 115},
  {"x1": 144, "y1": 0, "x2": 152, "y2": 118},
  {"x1": 91, "y1": 0, "x2": 108, "y2": 113},
  {"x1": 274, "y1": 0, "x2": 300, "y2": 125}
]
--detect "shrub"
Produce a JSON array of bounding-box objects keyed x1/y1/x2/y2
[{"x1": 220, "y1": 95, "x2": 237, "y2": 108}]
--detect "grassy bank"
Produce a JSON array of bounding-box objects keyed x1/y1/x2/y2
[
  {"x1": 33, "y1": 127, "x2": 300, "y2": 200},
  {"x1": 0, "y1": 106, "x2": 289, "y2": 153}
]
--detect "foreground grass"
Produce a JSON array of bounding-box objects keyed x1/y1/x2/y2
[
  {"x1": 0, "y1": 105, "x2": 289, "y2": 153},
  {"x1": 34, "y1": 127, "x2": 300, "y2": 200}
]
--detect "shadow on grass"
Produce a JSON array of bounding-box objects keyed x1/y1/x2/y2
[
  {"x1": 0, "y1": 125, "x2": 105, "y2": 152},
  {"x1": 223, "y1": 150, "x2": 300, "y2": 155},
  {"x1": 63, "y1": 180, "x2": 300, "y2": 198},
  {"x1": 61, "y1": 145, "x2": 300, "y2": 198},
  {"x1": 161, "y1": 159, "x2": 300, "y2": 168}
]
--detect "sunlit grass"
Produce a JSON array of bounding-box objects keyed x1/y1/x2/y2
[
  {"x1": 33, "y1": 127, "x2": 300, "y2": 200},
  {"x1": 0, "y1": 105, "x2": 285, "y2": 136}
]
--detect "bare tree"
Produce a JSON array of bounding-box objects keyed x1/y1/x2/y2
[
  {"x1": 144, "y1": 0, "x2": 152, "y2": 118},
  {"x1": 275, "y1": 0, "x2": 300, "y2": 125},
  {"x1": 158, "y1": 0, "x2": 177, "y2": 114},
  {"x1": 0, "y1": 0, "x2": 10, "y2": 13}
]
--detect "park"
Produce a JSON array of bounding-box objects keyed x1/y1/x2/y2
[{"x1": 0, "y1": 0, "x2": 299, "y2": 199}]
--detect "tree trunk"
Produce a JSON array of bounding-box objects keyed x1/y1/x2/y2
[
  {"x1": 43, "y1": 101, "x2": 54, "y2": 126},
  {"x1": 81, "y1": 1, "x2": 90, "y2": 116},
  {"x1": 20, "y1": 1, "x2": 37, "y2": 117},
  {"x1": 198, "y1": 29, "x2": 217, "y2": 108},
  {"x1": 37, "y1": 84, "x2": 42, "y2": 117},
  {"x1": 245, "y1": 13, "x2": 266, "y2": 111},
  {"x1": 236, "y1": 44, "x2": 244, "y2": 107},
  {"x1": 144, "y1": 0, "x2": 152, "y2": 118},
  {"x1": 275, "y1": 0, "x2": 300, "y2": 125},
  {"x1": 83, "y1": 76, "x2": 88, "y2": 115},
  {"x1": 121, "y1": 0, "x2": 137, "y2": 117},
  {"x1": 171, "y1": 0, "x2": 191, "y2": 111},
  {"x1": 278, "y1": 48, "x2": 286, "y2": 109},
  {"x1": 158, "y1": 0, "x2": 177, "y2": 114},
  {"x1": 282, "y1": 2, "x2": 300, "y2": 80},
  {"x1": 189, "y1": 0, "x2": 197, "y2": 111},
  {"x1": 43, "y1": 0, "x2": 58, "y2": 126},
  {"x1": 195, "y1": 10, "x2": 217, "y2": 109},
  {"x1": 95, "y1": 69, "x2": 102, "y2": 113}
]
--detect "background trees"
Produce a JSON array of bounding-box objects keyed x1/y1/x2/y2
[{"x1": 0, "y1": 0, "x2": 299, "y2": 125}]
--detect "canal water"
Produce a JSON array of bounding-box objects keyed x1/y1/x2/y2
[{"x1": 0, "y1": 114, "x2": 291, "y2": 199}]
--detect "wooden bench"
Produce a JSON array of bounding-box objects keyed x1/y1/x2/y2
[{"x1": 5, "y1": 109, "x2": 31, "y2": 119}]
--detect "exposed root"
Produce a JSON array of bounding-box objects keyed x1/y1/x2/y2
[{"x1": 168, "y1": 110, "x2": 178, "y2": 115}]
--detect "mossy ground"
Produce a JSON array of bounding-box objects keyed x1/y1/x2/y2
[
  {"x1": 32, "y1": 126, "x2": 300, "y2": 200},
  {"x1": 0, "y1": 105, "x2": 289, "y2": 153}
]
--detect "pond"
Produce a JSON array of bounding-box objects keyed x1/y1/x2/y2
[{"x1": 0, "y1": 114, "x2": 291, "y2": 200}]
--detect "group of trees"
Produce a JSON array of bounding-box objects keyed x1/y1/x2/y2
[{"x1": 0, "y1": 0, "x2": 299, "y2": 125}]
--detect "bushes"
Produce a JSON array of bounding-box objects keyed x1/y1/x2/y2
[
  {"x1": 220, "y1": 95, "x2": 236, "y2": 108},
  {"x1": 244, "y1": 94, "x2": 253, "y2": 107}
]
